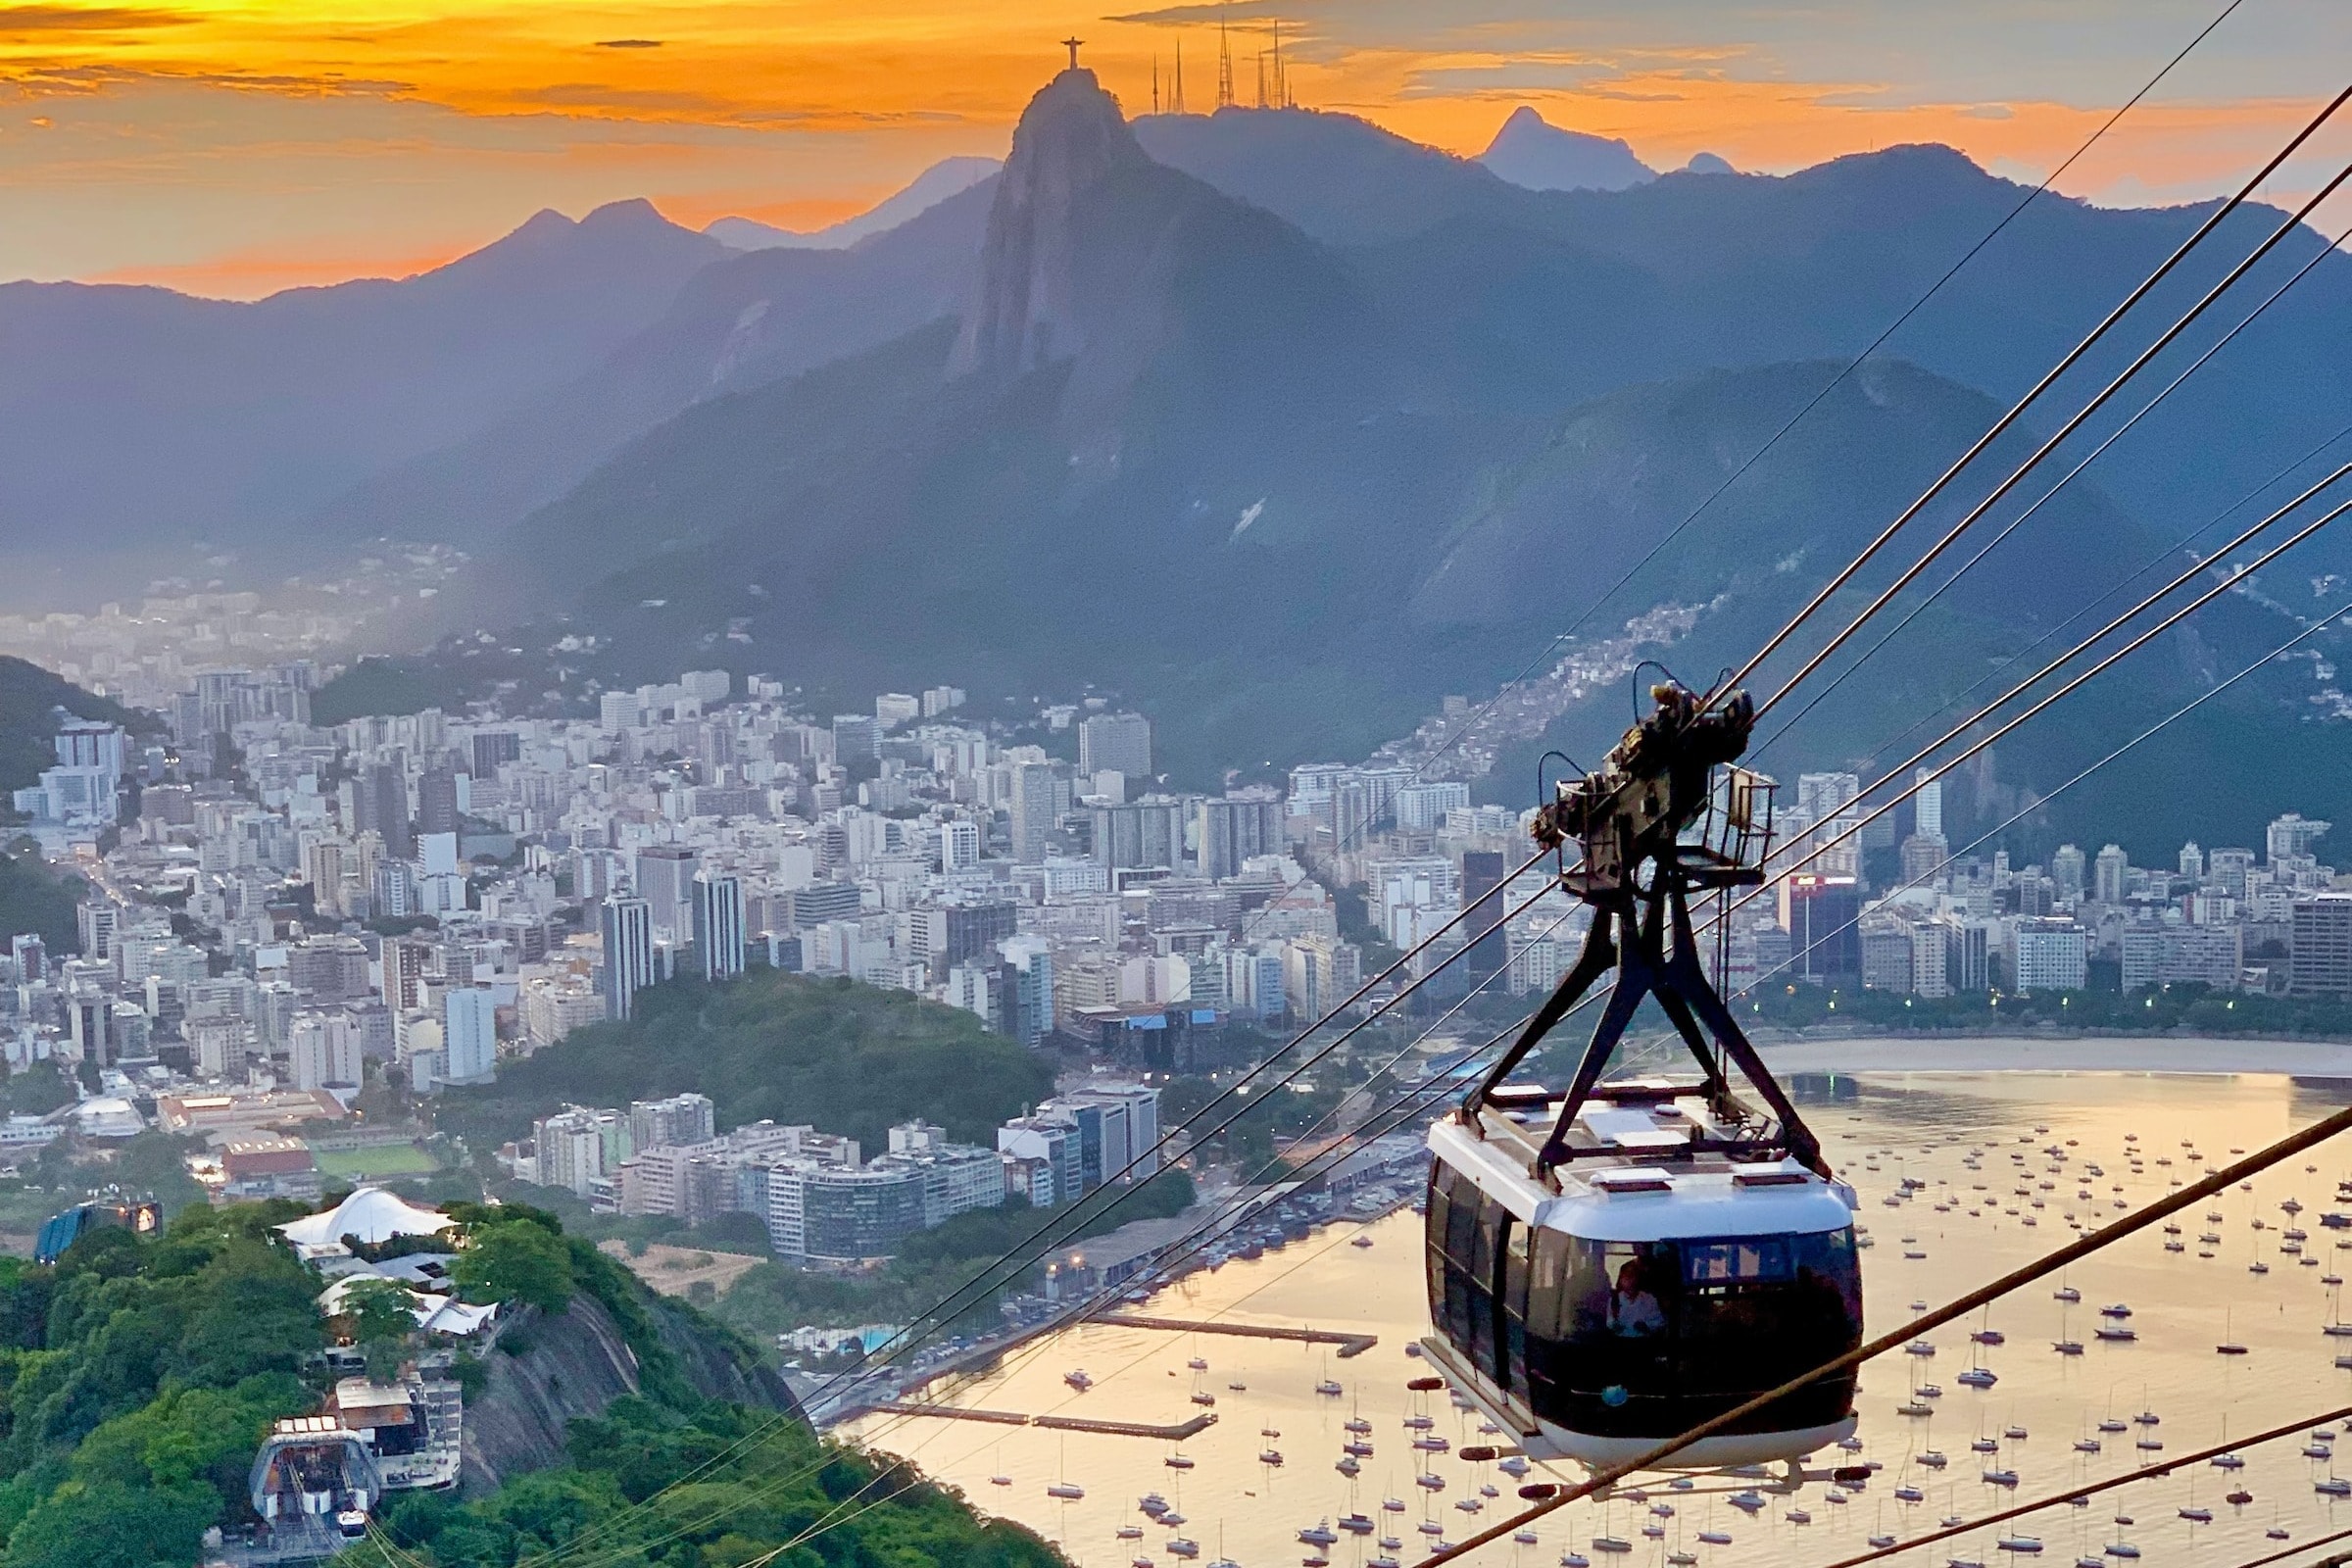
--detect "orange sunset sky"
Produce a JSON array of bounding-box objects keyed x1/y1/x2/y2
[{"x1": 1, "y1": 0, "x2": 2347, "y2": 296}]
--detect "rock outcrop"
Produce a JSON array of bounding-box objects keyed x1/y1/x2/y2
[{"x1": 460, "y1": 1290, "x2": 794, "y2": 1493}]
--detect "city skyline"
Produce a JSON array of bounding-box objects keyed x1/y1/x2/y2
[{"x1": 4, "y1": 0, "x2": 2347, "y2": 295}]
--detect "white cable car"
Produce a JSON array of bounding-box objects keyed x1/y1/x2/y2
[{"x1": 1420, "y1": 683, "x2": 1863, "y2": 1470}]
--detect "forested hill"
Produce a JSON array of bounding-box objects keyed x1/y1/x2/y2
[
  {"x1": 439, "y1": 969, "x2": 1055, "y2": 1152},
  {"x1": 0, "y1": 655, "x2": 146, "y2": 797}
]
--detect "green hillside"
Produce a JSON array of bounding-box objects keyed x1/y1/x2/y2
[{"x1": 439, "y1": 969, "x2": 1055, "y2": 1153}]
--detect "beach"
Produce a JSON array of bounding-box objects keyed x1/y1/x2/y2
[{"x1": 1755, "y1": 1031, "x2": 2352, "y2": 1076}]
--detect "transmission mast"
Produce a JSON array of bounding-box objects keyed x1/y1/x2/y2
[{"x1": 1216, "y1": 5, "x2": 1234, "y2": 108}]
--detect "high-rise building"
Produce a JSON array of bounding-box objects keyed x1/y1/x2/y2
[
  {"x1": 381, "y1": 938, "x2": 429, "y2": 1013},
  {"x1": 2012, "y1": 920, "x2": 2089, "y2": 992},
  {"x1": 600, "y1": 898, "x2": 656, "y2": 1021},
  {"x1": 1779, "y1": 874, "x2": 1861, "y2": 985},
  {"x1": 469, "y1": 731, "x2": 520, "y2": 779},
  {"x1": 939, "y1": 818, "x2": 982, "y2": 872},
  {"x1": 2269, "y1": 812, "x2": 2332, "y2": 865},
  {"x1": 2050, "y1": 844, "x2": 2087, "y2": 905},
  {"x1": 1198, "y1": 792, "x2": 1284, "y2": 880},
  {"x1": 416, "y1": 765, "x2": 461, "y2": 835},
  {"x1": 831, "y1": 713, "x2": 881, "y2": 764},
  {"x1": 1461, "y1": 851, "x2": 1510, "y2": 983},
  {"x1": 1077, "y1": 711, "x2": 1152, "y2": 780},
  {"x1": 1090, "y1": 796, "x2": 1191, "y2": 870},
  {"x1": 2092, "y1": 845, "x2": 2130, "y2": 906},
  {"x1": 2290, "y1": 894, "x2": 2352, "y2": 999},
  {"x1": 444, "y1": 986, "x2": 498, "y2": 1084},
  {"x1": 1911, "y1": 767, "x2": 1942, "y2": 839},
  {"x1": 288, "y1": 1010, "x2": 364, "y2": 1090},
  {"x1": 599, "y1": 691, "x2": 643, "y2": 730},
  {"x1": 629, "y1": 1093, "x2": 716, "y2": 1152},
  {"x1": 692, "y1": 871, "x2": 747, "y2": 981},
  {"x1": 635, "y1": 845, "x2": 700, "y2": 942},
  {"x1": 2179, "y1": 841, "x2": 2205, "y2": 881},
  {"x1": 365, "y1": 760, "x2": 414, "y2": 859},
  {"x1": 76, "y1": 900, "x2": 119, "y2": 961},
  {"x1": 1009, "y1": 762, "x2": 1068, "y2": 864}
]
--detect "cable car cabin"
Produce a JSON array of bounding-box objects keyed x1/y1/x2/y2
[{"x1": 1421, "y1": 1097, "x2": 1862, "y2": 1471}]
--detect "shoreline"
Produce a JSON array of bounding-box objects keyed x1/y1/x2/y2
[{"x1": 1755, "y1": 1033, "x2": 2352, "y2": 1077}]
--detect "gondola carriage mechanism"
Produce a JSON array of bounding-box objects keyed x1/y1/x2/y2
[{"x1": 1422, "y1": 679, "x2": 1864, "y2": 1471}]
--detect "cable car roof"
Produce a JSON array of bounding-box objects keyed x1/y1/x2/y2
[{"x1": 1431, "y1": 1111, "x2": 1857, "y2": 1243}]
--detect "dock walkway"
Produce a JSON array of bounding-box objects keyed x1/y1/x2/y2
[
  {"x1": 871, "y1": 1402, "x2": 1218, "y2": 1441},
  {"x1": 1097, "y1": 1313, "x2": 1380, "y2": 1358}
]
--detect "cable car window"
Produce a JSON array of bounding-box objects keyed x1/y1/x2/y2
[
  {"x1": 1682, "y1": 1238, "x2": 1792, "y2": 1286},
  {"x1": 1501, "y1": 1222, "x2": 1534, "y2": 1401},
  {"x1": 1467, "y1": 1197, "x2": 1505, "y2": 1370},
  {"x1": 1425, "y1": 1166, "x2": 1453, "y2": 1312}
]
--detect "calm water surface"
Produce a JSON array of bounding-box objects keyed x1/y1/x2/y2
[{"x1": 846, "y1": 1071, "x2": 2352, "y2": 1567}]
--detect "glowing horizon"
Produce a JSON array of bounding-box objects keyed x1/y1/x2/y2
[{"x1": 2, "y1": 0, "x2": 2344, "y2": 298}]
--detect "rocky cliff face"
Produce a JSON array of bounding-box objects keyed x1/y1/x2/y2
[
  {"x1": 461, "y1": 1291, "x2": 795, "y2": 1493},
  {"x1": 949, "y1": 68, "x2": 1150, "y2": 380}
]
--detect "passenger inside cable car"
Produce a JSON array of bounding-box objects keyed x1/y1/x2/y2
[{"x1": 1426, "y1": 1161, "x2": 1862, "y2": 1442}]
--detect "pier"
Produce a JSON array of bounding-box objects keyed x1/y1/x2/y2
[
  {"x1": 872, "y1": 1402, "x2": 1219, "y2": 1442},
  {"x1": 1097, "y1": 1314, "x2": 1380, "y2": 1358}
]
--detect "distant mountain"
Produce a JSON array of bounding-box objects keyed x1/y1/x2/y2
[
  {"x1": 0, "y1": 200, "x2": 726, "y2": 596},
  {"x1": 318, "y1": 176, "x2": 995, "y2": 550},
  {"x1": 1684, "y1": 152, "x2": 1737, "y2": 175},
  {"x1": 707, "y1": 157, "x2": 1001, "y2": 250},
  {"x1": 1479, "y1": 106, "x2": 1655, "y2": 192},
  {"x1": 487, "y1": 74, "x2": 2352, "y2": 841}
]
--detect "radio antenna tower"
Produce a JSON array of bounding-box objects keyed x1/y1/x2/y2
[
  {"x1": 1172, "y1": 36, "x2": 1186, "y2": 114},
  {"x1": 1272, "y1": 19, "x2": 1291, "y2": 108},
  {"x1": 1216, "y1": 4, "x2": 1235, "y2": 108},
  {"x1": 1255, "y1": 50, "x2": 1266, "y2": 108},
  {"x1": 1152, "y1": 54, "x2": 1160, "y2": 114}
]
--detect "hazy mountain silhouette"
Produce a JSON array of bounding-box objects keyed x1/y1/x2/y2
[
  {"x1": 314, "y1": 177, "x2": 995, "y2": 545},
  {"x1": 0, "y1": 199, "x2": 726, "y2": 590},
  {"x1": 1479, "y1": 107, "x2": 1656, "y2": 192},
  {"x1": 707, "y1": 157, "x2": 1001, "y2": 250},
  {"x1": 484, "y1": 76, "x2": 2352, "y2": 840}
]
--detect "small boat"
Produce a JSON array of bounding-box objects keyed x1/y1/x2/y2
[
  {"x1": 1339, "y1": 1515, "x2": 1375, "y2": 1537},
  {"x1": 1984, "y1": 1469, "x2": 2021, "y2": 1487},
  {"x1": 1871, "y1": 1537, "x2": 1898, "y2": 1549},
  {"x1": 1786, "y1": 1509, "x2": 1812, "y2": 1525},
  {"x1": 2100, "y1": 1419, "x2": 2128, "y2": 1434},
  {"x1": 1165, "y1": 1454, "x2": 1195, "y2": 1470},
  {"x1": 1065, "y1": 1370, "x2": 1094, "y2": 1392},
  {"x1": 2099, "y1": 1304, "x2": 2132, "y2": 1319},
  {"x1": 2054, "y1": 1287, "x2": 2082, "y2": 1303},
  {"x1": 2053, "y1": 1340, "x2": 2084, "y2": 1356},
  {"x1": 1345, "y1": 1441, "x2": 1375, "y2": 1457},
  {"x1": 1972, "y1": 1438, "x2": 1999, "y2": 1454},
  {"x1": 2005, "y1": 1425, "x2": 2029, "y2": 1440},
  {"x1": 2133, "y1": 1412, "x2": 2160, "y2": 1427},
  {"x1": 1316, "y1": 1380, "x2": 1344, "y2": 1397},
  {"x1": 2075, "y1": 1439, "x2": 2102, "y2": 1453},
  {"x1": 2094, "y1": 1326, "x2": 2136, "y2": 1343},
  {"x1": 1592, "y1": 1538, "x2": 1633, "y2": 1555},
  {"x1": 1896, "y1": 1487, "x2": 1926, "y2": 1502},
  {"x1": 1190, "y1": 1392, "x2": 1217, "y2": 1406},
  {"x1": 1259, "y1": 1449, "x2": 1284, "y2": 1466},
  {"x1": 1346, "y1": 1417, "x2": 1373, "y2": 1435},
  {"x1": 2213, "y1": 1452, "x2": 2246, "y2": 1470},
  {"x1": 1562, "y1": 1556, "x2": 1592, "y2": 1568},
  {"x1": 1729, "y1": 1491, "x2": 1766, "y2": 1513},
  {"x1": 1164, "y1": 1540, "x2": 1198, "y2": 1559},
  {"x1": 1298, "y1": 1523, "x2": 1338, "y2": 1546},
  {"x1": 2317, "y1": 1478, "x2": 2352, "y2": 1496},
  {"x1": 2104, "y1": 1544, "x2": 2139, "y2": 1559},
  {"x1": 1350, "y1": 1235, "x2": 1373, "y2": 1249},
  {"x1": 1187, "y1": 1357, "x2": 1208, "y2": 1371},
  {"x1": 1695, "y1": 1531, "x2": 1732, "y2": 1545},
  {"x1": 2227, "y1": 1491, "x2": 2254, "y2": 1506},
  {"x1": 1919, "y1": 1451, "x2": 1949, "y2": 1469},
  {"x1": 1998, "y1": 1540, "x2": 2043, "y2": 1555},
  {"x1": 1417, "y1": 1473, "x2": 1446, "y2": 1492},
  {"x1": 1049, "y1": 1483, "x2": 1087, "y2": 1499},
  {"x1": 1972, "y1": 1330, "x2": 2006, "y2": 1346},
  {"x1": 1334, "y1": 1456, "x2": 1360, "y2": 1477},
  {"x1": 2218, "y1": 1342, "x2": 2249, "y2": 1355},
  {"x1": 1959, "y1": 1369, "x2": 1998, "y2": 1388},
  {"x1": 1141, "y1": 1494, "x2": 1170, "y2": 1516},
  {"x1": 1382, "y1": 1497, "x2": 1406, "y2": 1512},
  {"x1": 2180, "y1": 1508, "x2": 2212, "y2": 1524},
  {"x1": 1413, "y1": 1435, "x2": 1450, "y2": 1452},
  {"x1": 1513, "y1": 1531, "x2": 1540, "y2": 1547},
  {"x1": 990, "y1": 1474, "x2": 1012, "y2": 1487},
  {"x1": 1118, "y1": 1526, "x2": 1146, "y2": 1541}
]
